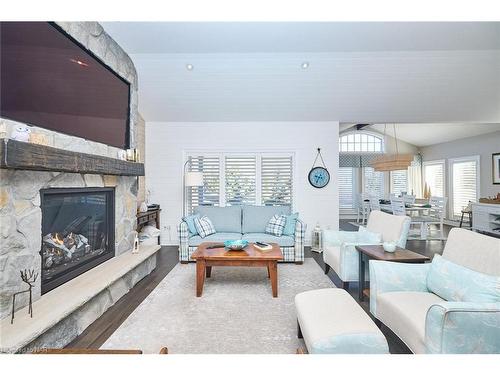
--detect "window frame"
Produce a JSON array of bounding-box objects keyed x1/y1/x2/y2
[
  {"x1": 339, "y1": 131, "x2": 385, "y2": 153},
  {"x1": 447, "y1": 155, "x2": 480, "y2": 219},
  {"x1": 422, "y1": 159, "x2": 446, "y2": 198},
  {"x1": 184, "y1": 151, "x2": 296, "y2": 211}
]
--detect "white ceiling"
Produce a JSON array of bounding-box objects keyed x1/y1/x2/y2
[
  {"x1": 356, "y1": 123, "x2": 500, "y2": 147},
  {"x1": 102, "y1": 22, "x2": 500, "y2": 123}
]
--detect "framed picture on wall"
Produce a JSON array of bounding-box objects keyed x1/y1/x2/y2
[{"x1": 493, "y1": 153, "x2": 500, "y2": 184}]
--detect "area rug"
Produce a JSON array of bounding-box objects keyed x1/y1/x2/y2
[{"x1": 101, "y1": 258, "x2": 333, "y2": 354}]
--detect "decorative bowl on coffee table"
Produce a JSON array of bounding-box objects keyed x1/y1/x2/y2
[{"x1": 224, "y1": 240, "x2": 249, "y2": 250}]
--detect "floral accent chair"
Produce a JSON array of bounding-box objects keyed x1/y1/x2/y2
[
  {"x1": 370, "y1": 228, "x2": 500, "y2": 354},
  {"x1": 322, "y1": 210, "x2": 411, "y2": 289}
]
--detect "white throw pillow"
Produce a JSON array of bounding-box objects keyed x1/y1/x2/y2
[{"x1": 194, "y1": 216, "x2": 216, "y2": 238}]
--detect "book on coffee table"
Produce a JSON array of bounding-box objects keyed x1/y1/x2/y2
[{"x1": 254, "y1": 242, "x2": 273, "y2": 251}]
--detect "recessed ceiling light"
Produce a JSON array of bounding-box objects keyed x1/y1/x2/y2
[
  {"x1": 186, "y1": 64, "x2": 194, "y2": 71},
  {"x1": 301, "y1": 62, "x2": 309, "y2": 69}
]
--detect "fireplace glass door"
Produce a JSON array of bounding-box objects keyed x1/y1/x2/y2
[{"x1": 40, "y1": 187, "x2": 115, "y2": 293}]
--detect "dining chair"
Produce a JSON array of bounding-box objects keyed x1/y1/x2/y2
[
  {"x1": 369, "y1": 196, "x2": 381, "y2": 211},
  {"x1": 412, "y1": 196, "x2": 447, "y2": 240},
  {"x1": 390, "y1": 197, "x2": 407, "y2": 216},
  {"x1": 403, "y1": 194, "x2": 416, "y2": 204},
  {"x1": 356, "y1": 193, "x2": 370, "y2": 224}
]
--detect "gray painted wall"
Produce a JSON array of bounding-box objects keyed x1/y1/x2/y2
[{"x1": 419, "y1": 130, "x2": 500, "y2": 198}]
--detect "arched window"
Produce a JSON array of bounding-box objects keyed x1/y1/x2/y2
[{"x1": 339, "y1": 132, "x2": 384, "y2": 153}]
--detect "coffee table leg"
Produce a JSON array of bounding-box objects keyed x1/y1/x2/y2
[
  {"x1": 358, "y1": 253, "x2": 365, "y2": 301},
  {"x1": 268, "y1": 261, "x2": 278, "y2": 298},
  {"x1": 267, "y1": 264, "x2": 270, "y2": 278},
  {"x1": 206, "y1": 266, "x2": 212, "y2": 278},
  {"x1": 196, "y1": 260, "x2": 206, "y2": 297}
]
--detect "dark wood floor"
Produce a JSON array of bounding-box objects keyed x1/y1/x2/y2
[{"x1": 68, "y1": 220, "x2": 449, "y2": 353}]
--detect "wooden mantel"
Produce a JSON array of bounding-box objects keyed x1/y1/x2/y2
[{"x1": 0, "y1": 139, "x2": 144, "y2": 176}]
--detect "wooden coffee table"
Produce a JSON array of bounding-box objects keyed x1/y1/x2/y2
[
  {"x1": 190, "y1": 242, "x2": 283, "y2": 298},
  {"x1": 355, "y1": 245, "x2": 430, "y2": 301}
]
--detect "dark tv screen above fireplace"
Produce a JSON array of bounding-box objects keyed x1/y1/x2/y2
[{"x1": 0, "y1": 22, "x2": 130, "y2": 149}]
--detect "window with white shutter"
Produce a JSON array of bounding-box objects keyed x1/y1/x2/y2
[
  {"x1": 261, "y1": 156, "x2": 293, "y2": 206},
  {"x1": 225, "y1": 156, "x2": 256, "y2": 206},
  {"x1": 339, "y1": 167, "x2": 355, "y2": 209},
  {"x1": 423, "y1": 161, "x2": 445, "y2": 198},
  {"x1": 363, "y1": 167, "x2": 384, "y2": 197},
  {"x1": 187, "y1": 156, "x2": 220, "y2": 214},
  {"x1": 449, "y1": 157, "x2": 479, "y2": 219},
  {"x1": 390, "y1": 170, "x2": 408, "y2": 195}
]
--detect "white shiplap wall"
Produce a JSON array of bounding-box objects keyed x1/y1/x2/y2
[{"x1": 145, "y1": 121, "x2": 340, "y2": 245}]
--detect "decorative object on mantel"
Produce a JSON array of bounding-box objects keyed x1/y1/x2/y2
[
  {"x1": 311, "y1": 223, "x2": 323, "y2": 253},
  {"x1": 117, "y1": 149, "x2": 127, "y2": 161},
  {"x1": 11, "y1": 269, "x2": 38, "y2": 324},
  {"x1": 11, "y1": 125, "x2": 31, "y2": 142},
  {"x1": 492, "y1": 153, "x2": 500, "y2": 185},
  {"x1": 132, "y1": 232, "x2": 140, "y2": 254},
  {"x1": 479, "y1": 193, "x2": 500, "y2": 204},
  {"x1": 308, "y1": 148, "x2": 330, "y2": 188},
  {"x1": 29, "y1": 132, "x2": 49, "y2": 146},
  {"x1": 126, "y1": 148, "x2": 140, "y2": 162},
  {"x1": 371, "y1": 124, "x2": 414, "y2": 171},
  {"x1": 139, "y1": 201, "x2": 148, "y2": 213},
  {"x1": 0, "y1": 122, "x2": 7, "y2": 138}
]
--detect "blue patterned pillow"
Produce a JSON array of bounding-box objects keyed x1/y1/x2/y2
[
  {"x1": 183, "y1": 214, "x2": 200, "y2": 235},
  {"x1": 427, "y1": 254, "x2": 500, "y2": 303},
  {"x1": 265, "y1": 214, "x2": 286, "y2": 236},
  {"x1": 282, "y1": 212, "x2": 299, "y2": 236},
  {"x1": 194, "y1": 216, "x2": 216, "y2": 238}
]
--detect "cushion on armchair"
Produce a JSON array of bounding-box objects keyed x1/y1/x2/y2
[
  {"x1": 427, "y1": 254, "x2": 500, "y2": 303},
  {"x1": 357, "y1": 226, "x2": 383, "y2": 244}
]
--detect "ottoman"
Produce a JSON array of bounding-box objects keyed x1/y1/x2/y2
[{"x1": 295, "y1": 288, "x2": 389, "y2": 354}]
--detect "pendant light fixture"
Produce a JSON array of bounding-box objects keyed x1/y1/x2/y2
[{"x1": 370, "y1": 124, "x2": 414, "y2": 172}]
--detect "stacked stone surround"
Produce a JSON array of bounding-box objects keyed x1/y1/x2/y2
[{"x1": 0, "y1": 22, "x2": 154, "y2": 349}]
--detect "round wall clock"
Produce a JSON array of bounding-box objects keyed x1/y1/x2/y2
[
  {"x1": 308, "y1": 148, "x2": 330, "y2": 188},
  {"x1": 308, "y1": 166, "x2": 330, "y2": 188}
]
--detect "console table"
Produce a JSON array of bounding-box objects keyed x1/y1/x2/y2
[{"x1": 137, "y1": 208, "x2": 161, "y2": 245}]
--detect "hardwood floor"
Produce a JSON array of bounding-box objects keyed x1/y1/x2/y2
[{"x1": 68, "y1": 220, "x2": 448, "y2": 353}]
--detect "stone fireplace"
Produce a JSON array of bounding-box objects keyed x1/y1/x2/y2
[
  {"x1": 40, "y1": 187, "x2": 115, "y2": 294},
  {"x1": 0, "y1": 22, "x2": 157, "y2": 353}
]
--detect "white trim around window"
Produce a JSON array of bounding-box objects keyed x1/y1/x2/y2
[
  {"x1": 447, "y1": 155, "x2": 480, "y2": 220},
  {"x1": 422, "y1": 159, "x2": 446, "y2": 198}
]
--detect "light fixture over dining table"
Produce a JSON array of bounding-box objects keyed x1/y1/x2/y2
[{"x1": 370, "y1": 123, "x2": 414, "y2": 172}]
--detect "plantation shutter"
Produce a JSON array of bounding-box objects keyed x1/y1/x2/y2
[
  {"x1": 390, "y1": 170, "x2": 408, "y2": 195},
  {"x1": 261, "y1": 156, "x2": 293, "y2": 206},
  {"x1": 225, "y1": 156, "x2": 256, "y2": 205},
  {"x1": 423, "y1": 162, "x2": 444, "y2": 197},
  {"x1": 339, "y1": 167, "x2": 355, "y2": 209},
  {"x1": 188, "y1": 156, "x2": 220, "y2": 214},
  {"x1": 451, "y1": 159, "x2": 478, "y2": 218}
]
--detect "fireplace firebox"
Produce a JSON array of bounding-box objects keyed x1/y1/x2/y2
[{"x1": 40, "y1": 187, "x2": 115, "y2": 294}]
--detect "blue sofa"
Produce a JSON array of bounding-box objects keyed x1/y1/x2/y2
[{"x1": 178, "y1": 205, "x2": 306, "y2": 263}]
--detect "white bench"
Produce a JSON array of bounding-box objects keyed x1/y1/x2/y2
[{"x1": 295, "y1": 288, "x2": 389, "y2": 354}]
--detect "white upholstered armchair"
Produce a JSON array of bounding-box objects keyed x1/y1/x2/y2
[{"x1": 323, "y1": 210, "x2": 411, "y2": 289}]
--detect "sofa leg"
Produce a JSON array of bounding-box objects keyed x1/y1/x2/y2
[
  {"x1": 324, "y1": 264, "x2": 331, "y2": 275},
  {"x1": 180, "y1": 261, "x2": 189, "y2": 264},
  {"x1": 295, "y1": 261, "x2": 303, "y2": 265},
  {"x1": 297, "y1": 320, "x2": 303, "y2": 339},
  {"x1": 341, "y1": 281, "x2": 349, "y2": 290}
]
